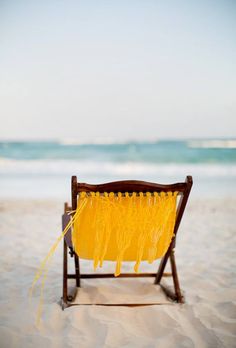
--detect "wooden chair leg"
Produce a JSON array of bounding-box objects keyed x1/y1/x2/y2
[
  {"x1": 154, "y1": 246, "x2": 184, "y2": 303},
  {"x1": 170, "y1": 249, "x2": 184, "y2": 303},
  {"x1": 154, "y1": 250, "x2": 170, "y2": 285},
  {"x1": 74, "y1": 254, "x2": 81, "y2": 287},
  {"x1": 62, "y1": 239, "x2": 68, "y2": 310}
]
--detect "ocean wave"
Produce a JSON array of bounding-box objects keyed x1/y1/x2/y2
[
  {"x1": 57, "y1": 137, "x2": 160, "y2": 145},
  {"x1": 0, "y1": 158, "x2": 236, "y2": 178},
  {"x1": 187, "y1": 139, "x2": 236, "y2": 149}
]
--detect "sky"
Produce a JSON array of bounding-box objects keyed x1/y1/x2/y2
[{"x1": 0, "y1": 0, "x2": 235, "y2": 141}]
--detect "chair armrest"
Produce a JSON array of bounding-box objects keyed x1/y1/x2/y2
[{"x1": 62, "y1": 202, "x2": 74, "y2": 254}]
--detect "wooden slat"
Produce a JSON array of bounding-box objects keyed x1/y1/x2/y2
[
  {"x1": 67, "y1": 272, "x2": 172, "y2": 279},
  {"x1": 76, "y1": 180, "x2": 187, "y2": 193}
]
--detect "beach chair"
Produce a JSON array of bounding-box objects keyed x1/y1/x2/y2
[{"x1": 61, "y1": 175, "x2": 192, "y2": 309}]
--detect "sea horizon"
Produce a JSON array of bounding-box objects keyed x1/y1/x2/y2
[{"x1": 0, "y1": 138, "x2": 235, "y2": 199}]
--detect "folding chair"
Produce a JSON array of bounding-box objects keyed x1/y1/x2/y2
[{"x1": 61, "y1": 175, "x2": 192, "y2": 309}]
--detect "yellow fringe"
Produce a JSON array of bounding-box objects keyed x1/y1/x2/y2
[{"x1": 73, "y1": 191, "x2": 178, "y2": 276}]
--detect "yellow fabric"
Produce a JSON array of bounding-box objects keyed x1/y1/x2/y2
[{"x1": 72, "y1": 191, "x2": 178, "y2": 276}]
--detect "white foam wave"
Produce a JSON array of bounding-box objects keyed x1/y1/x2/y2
[
  {"x1": 188, "y1": 139, "x2": 236, "y2": 149},
  {"x1": 57, "y1": 137, "x2": 160, "y2": 145},
  {"x1": 58, "y1": 137, "x2": 116, "y2": 145},
  {"x1": 0, "y1": 158, "x2": 236, "y2": 178}
]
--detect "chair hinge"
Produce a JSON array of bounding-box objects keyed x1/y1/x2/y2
[{"x1": 69, "y1": 247, "x2": 75, "y2": 257}]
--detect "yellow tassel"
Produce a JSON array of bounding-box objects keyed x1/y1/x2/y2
[{"x1": 73, "y1": 191, "x2": 178, "y2": 275}]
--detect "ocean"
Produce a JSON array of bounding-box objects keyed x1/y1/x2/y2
[{"x1": 0, "y1": 139, "x2": 235, "y2": 199}]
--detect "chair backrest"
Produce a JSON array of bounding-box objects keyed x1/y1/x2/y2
[
  {"x1": 71, "y1": 176, "x2": 192, "y2": 275},
  {"x1": 70, "y1": 176, "x2": 192, "y2": 272},
  {"x1": 71, "y1": 176, "x2": 193, "y2": 241}
]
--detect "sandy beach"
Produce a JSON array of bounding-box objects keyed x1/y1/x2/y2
[
  {"x1": 0, "y1": 197, "x2": 235, "y2": 347},
  {"x1": 1, "y1": 0, "x2": 235, "y2": 345}
]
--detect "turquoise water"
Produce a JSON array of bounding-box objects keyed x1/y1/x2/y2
[
  {"x1": 0, "y1": 140, "x2": 235, "y2": 198},
  {"x1": 1, "y1": 140, "x2": 236, "y2": 163}
]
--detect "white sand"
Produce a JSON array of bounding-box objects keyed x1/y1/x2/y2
[{"x1": 0, "y1": 198, "x2": 235, "y2": 348}]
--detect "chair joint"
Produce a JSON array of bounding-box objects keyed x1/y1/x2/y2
[{"x1": 69, "y1": 247, "x2": 74, "y2": 257}]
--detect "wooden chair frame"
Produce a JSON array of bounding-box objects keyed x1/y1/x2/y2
[{"x1": 61, "y1": 175, "x2": 192, "y2": 309}]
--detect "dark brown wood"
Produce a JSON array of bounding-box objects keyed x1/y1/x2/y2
[
  {"x1": 67, "y1": 272, "x2": 172, "y2": 279},
  {"x1": 170, "y1": 250, "x2": 184, "y2": 303},
  {"x1": 71, "y1": 176, "x2": 78, "y2": 211},
  {"x1": 62, "y1": 203, "x2": 72, "y2": 309},
  {"x1": 76, "y1": 180, "x2": 187, "y2": 194},
  {"x1": 62, "y1": 239, "x2": 68, "y2": 308},
  {"x1": 154, "y1": 176, "x2": 192, "y2": 285},
  {"x1": 62, "y1": 211, "x2": 73, "y2": 249},
  {"x1": 173, "y1": 176, "x2": 193, "y2": 238},
  {"x1": 74, "y1": 254, "x2": 80, "y2": 287},
  {"x1": 62, "y1": 201, "x2": 78, "y2": 309},
  {"x1": 154, "y1": 240, "x2": 174, "y2": 285},
  {"x1": 61, "y1": 175, "x2": 192, "y2": 309},
  {"x1": 71, "y1": 176, "x2": 81, "y2": 288},
  {"x1": 68, "y1": 303, "x2": 171, "y2": 307}
]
